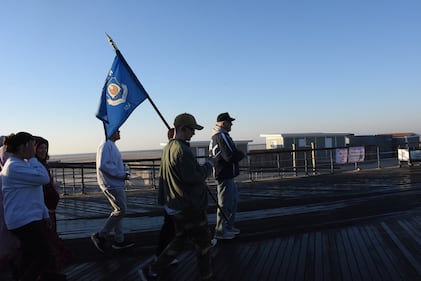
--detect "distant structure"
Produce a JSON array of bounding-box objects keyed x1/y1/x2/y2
[
  {"x1": 259, "y1": 132, "x2": 421, "y2": 163},
  {"x1": 260, "y1": 133, "x2": 352, "y2": 150},
  {"x1": 260, "y1": 132, "x2": 420, "y2": 151}
]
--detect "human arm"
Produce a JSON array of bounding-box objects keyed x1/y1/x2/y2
[
  {"x1": 6, "y1": 157, "x2": 50, "y2": 186},
  {"x1": 215, "y1": 133, "x2": 245, "y2": 163},
  {"x1": 177, "y1": 147, "x2": 213, "y2": 185}
]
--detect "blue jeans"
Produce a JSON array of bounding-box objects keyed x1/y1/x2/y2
[
  {"x1": 100, "y1": 188, "x2": 127, "y2": 243},
  {"x1": 215, "y1": 178, "x2": 238, "y2": 233}
]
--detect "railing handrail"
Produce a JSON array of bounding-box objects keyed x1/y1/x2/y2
[{"x1": 49, "y1": 142, "x2": 421, "y2": 195}]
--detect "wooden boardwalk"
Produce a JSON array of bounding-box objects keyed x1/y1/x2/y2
[
  {"x1": 1, "y1": 166, "x2": 421, "y2": 280},
  {"x1": 61, "y1": 208, "x2": 421, "y2": 281}
]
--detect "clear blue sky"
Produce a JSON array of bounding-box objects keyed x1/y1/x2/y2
[{"x1": 1, "y1": 0, "x2": 420, "y2": 155}]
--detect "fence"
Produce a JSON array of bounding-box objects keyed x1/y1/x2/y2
[{"x1": 49, "y1": 143, "x2": 418, "y2": 195}]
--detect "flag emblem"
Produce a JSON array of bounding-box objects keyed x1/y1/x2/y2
[{"x1": 106, "y1": 77, "x2": 128, "y2": 106}]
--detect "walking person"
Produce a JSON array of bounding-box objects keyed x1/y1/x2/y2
[
  {"x1": 139, "y1": 113, "x2": 214, "y2": 281},
  {"x1": 152, "y1": 128, "x2": 178, "y2": 264},
  {"x1": 1, "y1": 132, "x2": 66, "y2": 281},
  {"x1": 34, "y1": 136, "x2": 72, "y2": 272},
  {"x1": 34, "y1": 137, "x2": 60, "y2": 232},
  {"x1": 209, "y1": 112, "x2": 245, "y2": 240},
  {"x1": 91, "y1": 130, "x2": 134, "y2": 253}
]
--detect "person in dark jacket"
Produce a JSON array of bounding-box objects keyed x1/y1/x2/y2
[
  {"x1": 209, "y1": 112, "x2": 245, "y2": 240},
  {"x1": 34, "y1": 137, "x2": 60, "y2": 231},
  {"x1": 139, "y1": 113, "x2": 214, "y2": 281}
]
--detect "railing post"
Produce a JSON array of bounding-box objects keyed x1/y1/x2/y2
[
  {"x1": 72, "y1": 168, "x2": 76, "y2": 193},
  {"x1": 292, "y1": 144, "x2": 297, "y2": 176},
  {"x1": 330, "y1": 149, "x2": 334, "y2": 174},
  {"x1": 81, "y1": 165, "x2": 85, "y2": 194},
  {"x1": 152, "y1": 160, "x2": 157, "y2": 189},
  {"x1": 311, "y1": 142, "x2": 316, "y2": 175},
  {"x1": 304, "y1": 151, "x2": 308, "y2": 175},
  {"x1": 248, "y1": 153, "x2": 254, "y2": 181},
  {"x1": 377, "y1": 146, "x2": 381, "y2": 168},
  {"x1": 62, "y1": 167, "x2": 66, "y2": 194}
]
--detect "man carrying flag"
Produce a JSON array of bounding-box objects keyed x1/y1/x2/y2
[
  {"x1": 91, "y1": 129, "x2": 134, "y2": 253},
  {"x1": 92, "y1": 41, "x2": 149, "y2": 253}
]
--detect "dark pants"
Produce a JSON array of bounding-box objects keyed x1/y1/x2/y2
[
  {"x1": 156, "y1": 212, "x2": 175, "y2": 256},
  {"x1": 11, "y1": 220, "x2": 54, "y2": 281},
  {"x1": 152, "y1": 210, "x2": 213, "y2": 280}
]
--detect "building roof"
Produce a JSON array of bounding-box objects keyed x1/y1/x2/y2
[
  {"x1": 260, "y1": 132, "x2": 352, "y2": 138},
  {"x1": 377, "y1": 132, "x2": 419, "y2": 137}
]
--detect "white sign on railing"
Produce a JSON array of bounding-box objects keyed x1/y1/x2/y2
[
  {"x1": 348, "y1": 146, "x2": 365, "y2": 163},
  {"x1": 398, "y1": 148, "x2": 409, "y2": 161},
  {"x1": 335, "y1": 148, "x2": 348, "y2": 164}
]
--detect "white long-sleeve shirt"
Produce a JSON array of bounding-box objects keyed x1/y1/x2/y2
[
  {"x1": 1, "y1": 156, "x2": 50, "y2": 230},
  {"x1": 96, "y1": 140, "x2": 126, "y2": 191}
]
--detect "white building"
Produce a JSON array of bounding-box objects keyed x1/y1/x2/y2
[{"x1": 260, "y1": 133, "x2": 352, "y2": 150}]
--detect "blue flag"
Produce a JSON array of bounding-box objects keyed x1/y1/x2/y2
[{"x1": 96, "y1": 52, "x2": 148, "y2": 139}]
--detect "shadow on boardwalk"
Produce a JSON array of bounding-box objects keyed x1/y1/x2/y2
[{"x1": 2, "y1": 166, "x2": 421, "y2": 280}]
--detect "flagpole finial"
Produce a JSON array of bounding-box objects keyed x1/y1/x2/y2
[{"x1": 105, "y1": 33, "x2": 119, "y2": 51}]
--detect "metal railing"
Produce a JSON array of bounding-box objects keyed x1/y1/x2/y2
[{"x1": 49, "y1": 143, "x2": 420, "y2": 195}]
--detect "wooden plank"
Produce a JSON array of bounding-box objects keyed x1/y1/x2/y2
[
  {"x1": 304, "y1": 232, "x2": 316, "y2": 281},
  {"x1": 397, "y1": 219, "x2": 421, "y2": 247},
  {"x1": 348, "y1": 225, "x2": 381, "y2": 281},
  {"x1": 295, "y1": 233, "x2": 309, "y2": 281},
  {"x1": 313, "y1": 231, "x2": 323, "y2": 281},
  {"x1": 327, "y1": 230, "x2": 341, "y2": 281},
  {"x1": 363, "y1": 224, "x2": 403, "y2": 281},
  {"x1": 252, "y1": 238, "x2": 277, "y2": 280},
  {"x1": 276, "y1": 235, "x2": 296, "y2": 278},
  {"x1": 236, "y1": 241, "x2": 261, "y2": 281},
  {"x1": 334, "y1": 229, "x2": 352, "y2": 281},
  {"x1": 341, "y1": 228, "x2": 363, "y2": 280},
  {"x1": 285, "y1": 234, "x2": 301, "y2": 281},
  {"x1": 266, "y1": 236, "x2": 289, "y2": 279},
  {"x1": 259, "y1": 238, "x2": 283, "y2": 281},
  {"x1": 381, "y1": 222, "x2": 421, "y2": 276}
]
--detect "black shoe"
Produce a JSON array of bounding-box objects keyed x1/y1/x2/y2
[
  {"x1": 138, "y1": 265, "x2": 158, "y2": 281},
  {"x1": 112, "y1": 240, "x2": 135, "y2": 250},
  {"x1": 90, "y1": 233, "x2": 106, "y2": 253}
]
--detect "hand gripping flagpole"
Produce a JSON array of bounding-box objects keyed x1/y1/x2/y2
[
  {"x1": 105, "y1": 33, "x2": 171, "y2": 130},
  {"x1": 105, "y1": 33, "x2": 232, "y2": 226}
]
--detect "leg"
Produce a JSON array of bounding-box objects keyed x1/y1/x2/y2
[
  {"x1": 226, "y1": 179, "x2": 238, "y2": 228},
  {"x1": 151, "y1": 212, "x2": 188, "y2": 274},
  {"x1": 156, "y1": 212, "x2": 175, "y2": 256},
  {"x1": 215, "y1": 179, "x2": 235, "y2": 233},
  {"x1": 11, "y1": 220, "x2": 53, "y2": 281},
  {"x1": 100, "y1": 188, "x2": 127, "y2": 243},
  {"x1": 189, "y1": 211, "x2": 213, "y2": 280}
]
